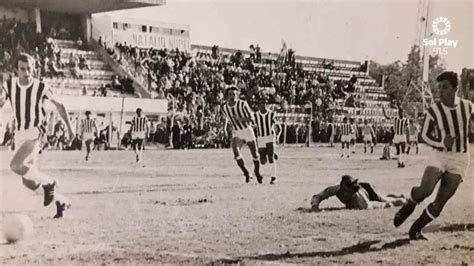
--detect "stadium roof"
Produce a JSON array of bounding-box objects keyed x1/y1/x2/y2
[{"x1": 1, "y1": 0, "x2": 165, "y2": 14}]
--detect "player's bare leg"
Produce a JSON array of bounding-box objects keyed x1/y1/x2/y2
[
  {"x1": 85, "y1": 139, "x2": 92, "y2": 161},
  {"x1": 400, "y1": 142, "x2": 406, "y2": 167},
  {"x1": 138, "y1": 140, "x2": 145, "y2": 162},
  {"x1": 232, "y1": 138, "x2": 251, "y2": 182},
  {"x1": 133, "y1": 140, "x2": 143, "y2": 162},
  {"x1": 409, "y1": 172, "x2": 462, "y2": 240},
  {"x1": 395, "y1": 143, "x2": 404, "y2": 167},
  {"x1": 341, "y1": 142, "x2": 346, "y2": 158},
  {"x1": 394, "y1": 166, "x2": 443, "y2": 227},
  {"x1": 10, "y1": 139, "x2": 69, "y2": 217},
  {"x1": 266, "y1": 142, "x2": 277, "y2": 184},
  {"x1": 247, "y1": 140, "x2": 262, "y2": 184}
]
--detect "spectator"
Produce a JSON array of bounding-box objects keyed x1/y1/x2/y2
[{"x1": 171, "y1": 120, "x2": 182, "y2": 149}]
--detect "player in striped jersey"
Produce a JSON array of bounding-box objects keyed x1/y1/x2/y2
[
  {"x1": 221, "y1": 86, "x2": 263, "y2": 183},
  {"x1": 340, "y1": 117, "x2": 355, "y2": 158},
  {"x1": 394, "y1": 71, "x2": 473, "y2": 240},
  {"x1": 80, "y1": 110, "x2": 98, "y2": 161},
  {"x1": 406, "y1": 120, "x2": 419, "y2": 155},
  {"x1": 361, "y1": 119, "x2": 375, "y2": 153},
  {"x1": 254, "y1": 97, "x2": 280, "y2": 184},
  {"x1": 129, "y1": 108, "x2": 149, "y2": 162},
  {"x1": 382, "y1": 105, "x2": 409, "y2": 168},
  {"x1": 0, "y1": 53, "x2": 73, "y2": 218}
]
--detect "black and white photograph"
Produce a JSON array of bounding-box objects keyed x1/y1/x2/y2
[{"x1": 0, "y1": 0, "x2": 473, "y2": 264}]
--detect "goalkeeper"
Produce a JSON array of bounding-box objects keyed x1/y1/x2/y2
[{"x1": 311, "y1": 175, "x2": 406, "y2": 210}]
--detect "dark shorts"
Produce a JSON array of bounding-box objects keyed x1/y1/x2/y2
[
  {"x1": 359, "y1": 183, "x2": 384, "y2": 202},
  {"x1": 132, "y1": 138, "x2": 144, "y2": 148}
]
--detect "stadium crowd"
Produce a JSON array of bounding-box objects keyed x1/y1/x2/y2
[
  {"x1": 0, "y1": 19, "x2": 397, "y2": 150},
  {"x1": 103, "y1": 39, "x2": 395, "y2": 148},
  {"x1": 0, "y1": 20, "x2": 135, "y2": 96}
]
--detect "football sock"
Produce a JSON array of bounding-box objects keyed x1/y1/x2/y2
[
  {"x1": 236, "y1": 157, "x2": 249, "y2": 176},
  {"x1": 253, "y1": 158, "x2": 261, "y2": 175}
]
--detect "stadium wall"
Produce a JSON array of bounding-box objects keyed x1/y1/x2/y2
[{"x1": 92, "y1": 14, "x2": 190, "y2": 51}]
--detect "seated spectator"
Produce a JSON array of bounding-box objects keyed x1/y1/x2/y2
[
  {"x1": 112, "y1": 75, "x2": 122, "y2": 91},
  {"x1": 78, "y1": 54, "x2": 91, "y2": 70},
  {"x1": 48, "y1": 60, "x2": 65, "y2": 78}
]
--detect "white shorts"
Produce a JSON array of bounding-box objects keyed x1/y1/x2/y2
[
  {"x1": 350, "y1": 134, "x2": 356, "y2": 141},
  {"x1": 132, "y1": 131, "x2": 146, "y2": 140},
  {"x1": 83, "y1": 133, "x2": 94, "y2": 141},
  {"x1": 409, "y1": 135, "x2": 418, "y2": 142},
  {"x1": 428, "y1": 150, "x2": 470, "y2": 178},
  {"x1": 341, "y1": 135, "x2": 350, "y2": 143},
  {"x1": 393, "y1": 134, "x2": 406, "y2": 144},
  {"x1": 363, "y1": 134, "x2": 373, "y2": 143},
  {"x1": 257, "y1": 135, "x2": 275, "y2": 148},
  {"x1": 15, "y1": 128, "x2": 42, "y2": 148},
  {"x1": 232, "y1": 127, "x2": 256, "y2": 143}
]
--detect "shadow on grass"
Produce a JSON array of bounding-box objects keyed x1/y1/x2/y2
[
  {"x1": 213, "y1": 238, "x2": 411, "y2": 264},
  {"x1": 296, "y1": 207, "x2": 346, "y2": 213},
  {"x1": 213, "y1": 224, "x2": 474, "y2": 264},
  {"x1": 424, "y1": 223, "x2": 474, "y2": 233}
]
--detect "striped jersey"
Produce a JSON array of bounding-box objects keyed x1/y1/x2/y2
[
  {"x1": 81, "y1": 118, "x2": 97, "y2": 134},
  {"x1": 2, "y1": 77, "x2": 51, "y2": 133},
  {"x1": 131, "y1": 116, "x2": 148, "y2": 133},
  {"x1": 255, "y1": 110, "x2": 276, "y2": 137},
  {"x1": 340, "y1": 123, "x2": 355, "y2": 136},
  {"x1": 221, "y1": 100, "x2": 254, "y2": 131},
  {"x1": 422, "y1": 98, "x2": 473, "y2": 153},
  {"x1": 393, "y1": 117, "x2": 408, "y2": 135}
]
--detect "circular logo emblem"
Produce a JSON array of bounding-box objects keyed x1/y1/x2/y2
[{"x1": 432, "y1": 17, "x2": 451, "y2": 36}]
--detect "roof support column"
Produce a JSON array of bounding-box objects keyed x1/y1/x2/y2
[
  {"x1": 81, "y1": 14, "x2": 92, "y2": 42},
  {"x1": 34, "y1": 7, "x2": 41, "y2": 33}
]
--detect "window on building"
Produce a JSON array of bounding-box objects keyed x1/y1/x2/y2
[
  {"x1": 123, "y1": 23, "x2": 128, "y2": 30},
  {"x1": 142, "y1": 25, "x2": 147, "y2": 32},
  {"x1": 113, "y1": 22, "x2": 118, "y2": 29}
]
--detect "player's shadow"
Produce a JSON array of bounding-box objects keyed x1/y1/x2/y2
[
  {"x1": 424, "y1": 223, "x2": 474, "y2": 233},
  {"x1": 296, "y1": 207, "x2": 346, "y2": 213},
  {"x1": 223, "y1": 224, "x2": 474, "y2": 263},
  {"x1": 215, "y1": 238, "x2": 410, "y2": 263}
]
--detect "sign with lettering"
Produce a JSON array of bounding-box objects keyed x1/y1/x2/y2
[{"x1": 112, "y1": 31, "x2": 190, "y2": 51}]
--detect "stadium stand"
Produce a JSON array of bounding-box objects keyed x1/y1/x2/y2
[
  {"x1": 1, "y1": 17, "x2": 399, "y2": 149},
  {"x1": 103, "y1": 41, "x2": 398, "y2": 147},
  {"x1": 0, "y1": 20, "x2": 137, "y2": 98}
]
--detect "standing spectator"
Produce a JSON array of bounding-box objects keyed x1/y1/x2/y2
[{"x1": 171, "y1": 120, "x2": 182, "y2": 149}]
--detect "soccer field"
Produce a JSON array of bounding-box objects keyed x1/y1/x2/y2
[{"x1": 1, "y1": 145, "x2": 473, "y2": 265}]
